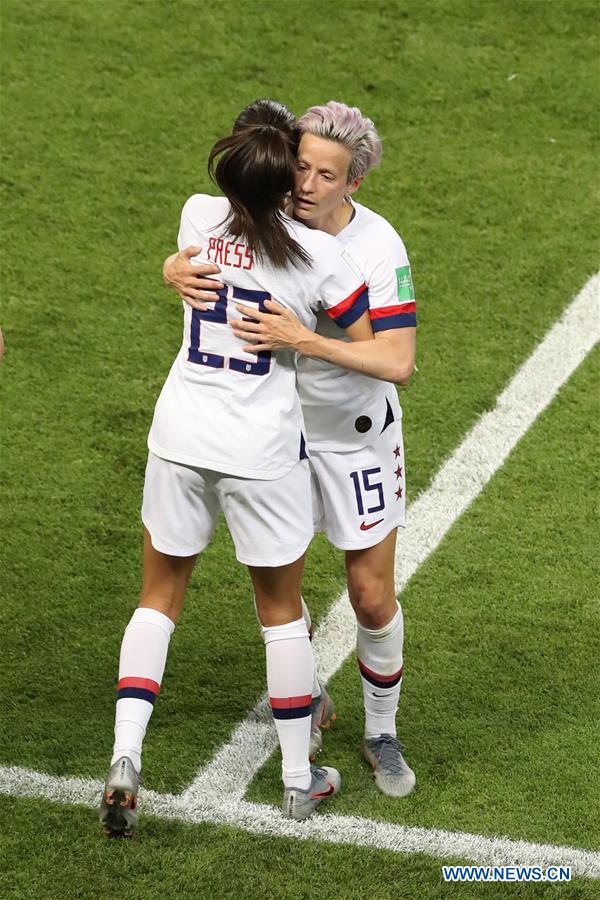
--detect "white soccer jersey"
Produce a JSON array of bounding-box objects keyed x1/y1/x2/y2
[
  {"x1": 297, "y1": 201, "x2": 417, "y2": 452},
  {"x1": 148, "y1": 194, "x2": 368, "y2": 480}
]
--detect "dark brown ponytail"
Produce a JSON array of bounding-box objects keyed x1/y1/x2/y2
[{"x1": 208, "y1": 100, "x2": 311, "y2": 269}]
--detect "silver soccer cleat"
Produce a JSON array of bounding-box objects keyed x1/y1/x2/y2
[
  {"x1": 99, "y1": 756, "x2": 140, "y2": 837},
  {"x1": 309, "y1": 685, "x2": 336, "y2": 760},
  {"x1": 282, "y1": 765, "x2": 341, "y2": 821},
  {"x1": 363, "y1": 734, "x2": 416, "y2": 797}
]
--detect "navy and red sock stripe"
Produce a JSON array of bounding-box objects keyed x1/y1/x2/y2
[
  {"x1": 358, "y1": 659, "x2": 403, "y2": 690},
  {"x1": 117, "y1": 676, "x2": 160, "y2": 704},
  {"x1": 269, "y1": 693, "x2": 312, "y2": 720}
]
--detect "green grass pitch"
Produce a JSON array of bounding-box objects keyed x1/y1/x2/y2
[{"x1": 1, "y1": 1, "x2": 598, "y2": 897}]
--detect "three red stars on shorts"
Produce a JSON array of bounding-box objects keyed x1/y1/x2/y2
[{"x1": 393, "y1": 446, "x2": 403, "y2": 500}]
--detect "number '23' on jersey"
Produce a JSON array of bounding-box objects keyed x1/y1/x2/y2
[{"x1": 188, "y1": 285, "x2": 272, "y2": 377}]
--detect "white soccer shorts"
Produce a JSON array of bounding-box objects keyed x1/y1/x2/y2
[
  {"x1": 141, "y1": 451, "x2": 313, "y2": 567},
  {"x1": 310, "y1": 419, "x2": 406, "y2": 550}
]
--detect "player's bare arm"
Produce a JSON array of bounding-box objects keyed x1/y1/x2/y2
[
  {"x1": 232, "y1": 299, "x2": 372, "y2": 351},
  {"x1": 163, "y1": 246, "x2": 224, "y2": 310},
  {"x1": 233, "y1": 299, "x2": 415, "y2": 384}
]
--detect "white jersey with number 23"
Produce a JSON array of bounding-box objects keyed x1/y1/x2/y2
[{"x1": 148, "y1": 194, "x2": 369, "y2": 480}]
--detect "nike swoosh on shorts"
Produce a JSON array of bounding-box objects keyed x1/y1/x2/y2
[{"x1": 360, "y1": 519, "x2": 384, "y2": 531}]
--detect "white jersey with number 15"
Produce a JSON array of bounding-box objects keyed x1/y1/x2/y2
[{"x1": 297, "y1": 200, "x2": 417, "y2": 452}]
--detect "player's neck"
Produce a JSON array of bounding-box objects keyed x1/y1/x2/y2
[{"x1": 308, "y1": 198, "x2": 355, "y2": 237}]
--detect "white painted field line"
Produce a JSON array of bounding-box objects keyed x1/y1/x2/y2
[
  {"x1": 181, "y1": 273, "x2": 600, "y2": 806},
  {"x1": 175, "y1": 801, "x2": 600, "y2": 879},
  {"x1": 2, "y1": 767, "x2": 600, "y2": 878},
  {"x1": 0, "y1": 767, "x2": 104, "y2": 809},
  {"x1": 1, "y1": 275, "x2": 599, "y2": 873}
]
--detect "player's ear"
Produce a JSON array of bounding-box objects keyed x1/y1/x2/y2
[{"x1": 346, "y1": 176, "x2": 363, "y2": 196}]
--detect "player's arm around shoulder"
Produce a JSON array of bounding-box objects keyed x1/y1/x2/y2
[
  {"x1": 229, "y1": 243, "x2": 369, "y2": 354},
  {"x1": 162, "y1": 247, "x2": 224, "y2": 309},
  {"x1": 161, "y1": 194, "x2": 226, "y2": 309},
  {"x1": 292, "y1": 228, "x2": 416, "y2": 385},
  {"x1": 355, "y1": 225, "x2": 417, "y2": 383},
  {"x1": 229, "y1": 253, "x2": 416, "y2": 383},
  {"x1": 290, "y1": 316, "x2": 415, "y2": 384},
  {"x1": 371, "y1": 326, "x2": 415, "y2": 385},
  {"x1": 294, "y1": 225, "x2": 417, "y2": 383},
  {"x1": 230, "y1": 302, "x2": 414, "y2": 385}
]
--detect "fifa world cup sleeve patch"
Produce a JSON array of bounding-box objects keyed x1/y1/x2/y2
[
  {"x1": 369, "y1": 265, "x2": 417, "y2": 331},
  {"x1": 396, "y1": 266, "x2": 415, "y2": 302}
]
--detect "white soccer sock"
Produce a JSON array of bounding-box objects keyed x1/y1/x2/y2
[
  {"x1": 111, "y1": 607, "x2": 175, "y2": 773},
  {"x1": 262, "y1": 617, "x2": 313, "y2": 790},
  {"x1": 356, "y1": 602, "x2": 404, "y2": 739},
  {"x1": 300, "y1": 596, "x2": 321, "y2": 699},
  {"x1": 256, "y1": 595, "x2": 320, "y2": 701}
]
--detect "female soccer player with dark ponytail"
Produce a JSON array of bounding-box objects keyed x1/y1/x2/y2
[{"x1": 99, "y1": 99, "x2": 370, "y2": 835}]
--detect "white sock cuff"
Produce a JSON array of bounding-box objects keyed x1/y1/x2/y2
[
  {"x1": 356, "y1": 602, "x2": 402, "y2": 641},
  {"x1": 261, "y1": 617, "x2": 309, "y2": 644},
  {"x1": 128, "y1": 606, "x2": 175, "y2": 636},
  {"x1": 254, "y1": 598, "x2": 310, "y2": 635}
]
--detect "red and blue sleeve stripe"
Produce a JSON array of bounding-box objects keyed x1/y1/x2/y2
[
  {"x1": 270, "y1": 693, "x2": 312, "y2": 720},
  {"x1": 370, "y1": 302, "x2": 417, "y2": 331},
  {"x1": 117, "y1": 676, "x2": 160, "y2": 705},
  {"x1": 326, "y1": 283, "x2": 369, "y2": 329}
]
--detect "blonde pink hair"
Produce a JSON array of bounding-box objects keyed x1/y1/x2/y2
[{"x1": 297, "y1": 101, "x2": 382, "y2": 182}]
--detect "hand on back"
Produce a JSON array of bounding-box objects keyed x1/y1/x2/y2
[{"x1": 163, "y1": 246, "x2": 224, "y2": 310}]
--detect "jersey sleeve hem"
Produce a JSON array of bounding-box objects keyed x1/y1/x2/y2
[
  {"x1": 370, "y1": 302, "x2": 417, "y2": 330},
  {"x1": 326, "y1": 284, "x2": 369, "y2": 329}
]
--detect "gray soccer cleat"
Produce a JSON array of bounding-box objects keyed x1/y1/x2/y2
[
  {"x1": 309, "y1": 685, "x2": 336, "y2": 760},
  {"x1": 99, "y1": 756, "x2": 140, "y2": 837},
  {"x1": 363, "y1": 734, "x2": 416, "y2": 797},
  {"x1": 282, "y1": 765, "x2": 341, "y2": 820}
]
